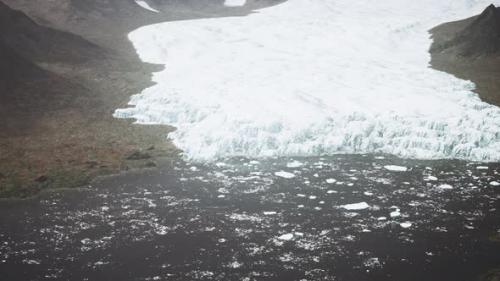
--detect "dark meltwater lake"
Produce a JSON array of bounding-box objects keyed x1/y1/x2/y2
[{"x1": 1, "y1": 155, "x2": 499, "y2": 281}]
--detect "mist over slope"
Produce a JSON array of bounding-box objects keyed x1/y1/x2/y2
[{"x1": 115, "y1": 0, "x2": 500, "y2": 162}]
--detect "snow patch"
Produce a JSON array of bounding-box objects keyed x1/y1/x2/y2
[
  {"x1": 135, "y1": 0, "x2": 159, "y2": 13},
  {"x1": 224, "y1": 0, "x2": 246, "y2": 7}
]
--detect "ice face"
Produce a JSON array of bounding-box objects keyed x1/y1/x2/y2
[{"x1": 114, "y1": 0, "x2": 500, "y2": 162}]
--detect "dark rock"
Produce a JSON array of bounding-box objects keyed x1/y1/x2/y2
[
  {"x1": 431, "y1": 4, "x2": 500, "y2": 57},
  {"x1": 35, "y1": 175, "x2": 48, "y2": 183},
  {"x1": 146, "y1": 145, "x2": 155, "y2": 151},
  {"x1": 145, "y1": 161, "x2": 157, "y2": 168},
  {"x1": 0, "y1": 172, "x2": 4, "y2": 180},
  {"x1": 126, "y1": 150, "x2": 151, "y2": 160}
]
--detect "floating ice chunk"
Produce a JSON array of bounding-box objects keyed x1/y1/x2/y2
[
  {"x1": 377, "y1": 216, "x2": 387, "y2": 221},
  {"x1": 278, "y1": 233, "x2": 294, "y2": 241},
  {"x1": 224, "y1": 0, "x2": 246, "y2": 7},
  {"x1": 384, "y1": 165, "x2": 408, "y2": 172},
  {"x1": 490, "y1": 181, "x2": 500, "y2": 186},
  {"x1": 437, "y1": 184, "x2": 453, "y2": 190},
  {"x1": 326, "y1": 178, "x2": 337, "y2": 184},
  {"x1": 263, "y1": 211, "x2": 277, "y2": 215},
  {"x1": 135, "y1": 0, "x2": 159, "y2": 13},
  {"x1": 275, "y1": 171, "x2": 295, "y2": 179},
  {"x1": 296, "y1": 193, "x2": 306, "y2": 197},
  {"x1": 286, "y1": 160, "x2": 303, "y2": 168},
  {"x1": 425, "y1": 175, "x2": 438, "y2": 181},
  {"x1": 390, "y1": 210, "x2": 401, "y2": 218},
  {"x1": 341, "y1": 202, "x2": 369, "y2": 210},
  {"x1": 327, "y1": 190, "x2": 337, "y2": 194},
  {"x1": 364, "y1": 191, "x2": 374, "y2": 196},
  {"x1": 476, "y1": 166, "x2": 489, "y2": 170},
  {"x1": 309, "y1": 195, "x2": 317, "y2": 200},
  {"x1": 400, "y1": 222, "x2": 412, "y2": 228}
]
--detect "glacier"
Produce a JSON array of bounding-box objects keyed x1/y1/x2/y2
[{"x1": 114, "y1": 0, "x2": 500, "y2": 162}]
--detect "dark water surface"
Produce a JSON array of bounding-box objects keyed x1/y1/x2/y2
[{"x1": 1, "y1": 155, "x2": 499, "y2": 280}]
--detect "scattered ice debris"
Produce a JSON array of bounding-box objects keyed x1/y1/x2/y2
[
  {"x1": 286, "y1": 160, "x2": 303, "y2": 168},
  {"x1": 364, "y1": 257, "x2": 382, "y2": 269},
  {"x1": 135, "y1": 0, "x2": 159, "y2": 13},
  {"x1": 341, "y1": 202, "x2": 369, "y2": 210},
  {"x1": 400, "y1": 222, "x2": 412, "y2": 228},
  {"x1": 476, "y1": 166, "x2": 489, "y2": 170},
  {"x1": 490, "y1": 181, "x2": 500, "y2": 186},
  {"x1": 278, "y1": 233, "x2": 294, "y2": 241},
  {"x1": 228, "y1": 261, "x2": 243, "y2": 269},
  {"x1": 384, "y1": 165, "x2": 408, "y2": 172},
  {"x1": 275, "y1": 171, "x2": 295, "y2": 179},
  {"x1": 437, "y1": 184, "x2": 453, "y2": 190},
  {"x1": 326, "y1": 178, "x2": 337, "y2": 184},
  {"x1": 364, "y1": 191, "x2": 374, "y2": 196},
  {"x1": 189, "y1": 166, "x2": 198, "y2": 172}
]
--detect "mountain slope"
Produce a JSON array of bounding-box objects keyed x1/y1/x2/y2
[
  {"x1": 431, "y1": 4, "x2": 500, "y2": 58},
  {"x1": 430, "y1": 4, "x2": 500, "y2": 106}
]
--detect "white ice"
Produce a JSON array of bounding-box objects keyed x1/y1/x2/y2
[
  {"x1": 115, "y1": 0, "x2": 500, "y2": 162},
  {"x1": 341, "y1": 202, "x2": 369, "y2": 210},
  {"x1": 437, "y1": 184, "x2": 454, "y2": 189},
  {"x1": 384, "y1": 165, "x2": 408, "y2": 172},
  {"x1": 135, "y1": 0, "x2": 159, "y2": 13},
  {"x1": 224, "y1": 0, "x2": 246, "y2": 7},
  {"x1": 275, "y1": 171, "x2": 296, "y2": 179}
]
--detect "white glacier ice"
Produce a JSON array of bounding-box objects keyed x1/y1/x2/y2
[{"x1": 115, "y1": 0, "x2": 500, "y2": 162}]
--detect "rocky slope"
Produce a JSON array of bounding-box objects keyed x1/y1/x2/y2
[
  {"x1": 430, "y1": 4, "x2": 500, "y2": 105},
  {"x1": 0, "y1": 0, "x2": 284, "y2": 197}
]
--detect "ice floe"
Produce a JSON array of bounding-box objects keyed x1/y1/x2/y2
[
  {"x1": 274, "y1": 171, "x2": 295, "y2": 179},
  {"x1": 341, "y1": 202, "x2": 370, "y2": 210},
  {"x1": 384, "y1": 165, "x2": 408, "y2": 172}
]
